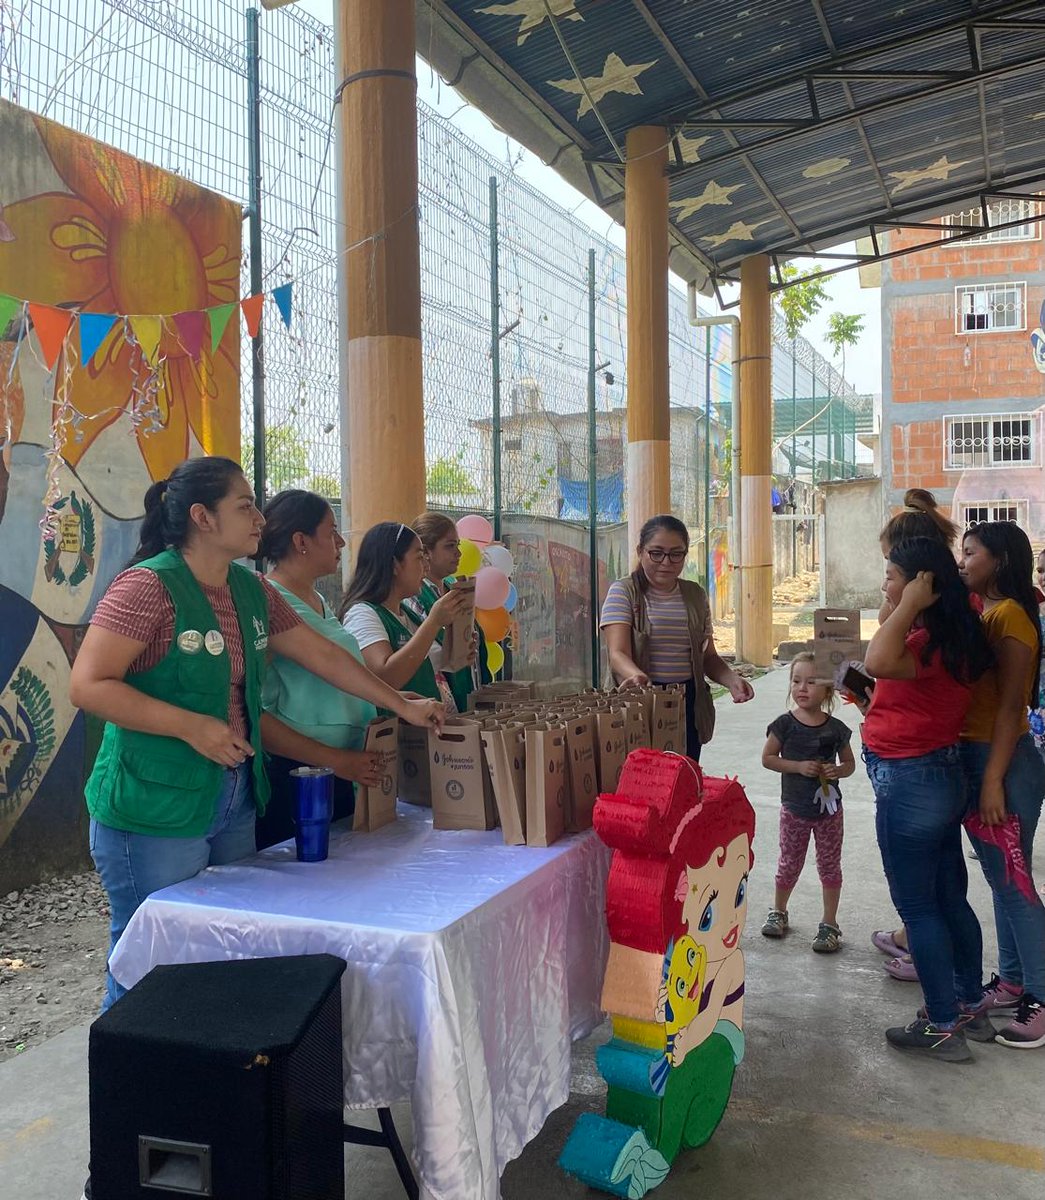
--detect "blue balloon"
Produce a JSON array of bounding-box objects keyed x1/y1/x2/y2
[{"x1": 504, "y1": 582, "x2": 518, "y2": 613}]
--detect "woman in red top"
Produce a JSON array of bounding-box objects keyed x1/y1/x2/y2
[{"x1": 863, "y1": 537, "x2": 992, "y2": 1063}]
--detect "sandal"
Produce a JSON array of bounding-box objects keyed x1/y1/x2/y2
[
  {"x1": 883, "y1": 954, "x2": 919, "y2": 982},
  {"x1": 812, "y1": 922, "x2": 842, "y2": 953},
  {"x1": 871, "y1": 930, "x2": 906, "y2": 958}
]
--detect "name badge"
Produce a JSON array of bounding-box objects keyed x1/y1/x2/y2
[
  {"x1": 204, "y1": 629, "x2": 225, "y2": 656},
  {"x1": 177, "y1": 629, "x2": 204, "y2": 654}
]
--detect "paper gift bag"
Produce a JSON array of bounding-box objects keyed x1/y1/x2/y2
[
  {"x1": 651, "y1": 689, "x2": 684, "y2": 753},
  {"x1": 480, "y1": 725, "x2": 527, "y2": 845},
  {"x1": 594, "y1": 711, "x2": 627, "y2": 793},
  {"x1": 397, "y1": 722, "x2": 432, "y2": 807},
  {"x1": 525, "y1": 725, "x2": 567, "y2": 847},
  {"x1": 429, "y1": 719, "x2": 498, "y2": 831},
  {"x1": 623, "y1": 702, "x2": 648, "y2": 755},
  {"x1": 354, "y1": 717, "x2": 399, "y2": 832},
  {"x1": 442, "y1": 577, "x2": 476, "y2": 673},
  {"x1": 813, "y1": 608, "x2": 861, "y2": 685},
  {"x1": 564, "y1": 714, "x2": 598, "y2": 832}
]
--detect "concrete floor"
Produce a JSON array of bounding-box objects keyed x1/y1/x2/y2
[{"x1": 2, "y1": 668, "x2": 1043, "y2": 1199}]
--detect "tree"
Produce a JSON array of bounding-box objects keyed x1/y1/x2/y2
[
  {"x1": 426, "y1": 450, "x2": 479, "y2": 500},
  {"x1": 242, "y1": 423, "x2": 309, "y2": 497},
  {"x1": 775, "y1": 263, "x2": 828, "y2": 341},
  {"x1": 824, "y1": 312, "x2": 864, "y2": 381}
]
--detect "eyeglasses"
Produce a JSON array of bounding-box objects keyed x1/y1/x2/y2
[{"x1": 645, "y1": 548, "x2": 687, "y2": 564}]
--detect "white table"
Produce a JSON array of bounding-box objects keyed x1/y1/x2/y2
[{"x1": 109, "y1": 805, "x2": 611, "y2": 1200}]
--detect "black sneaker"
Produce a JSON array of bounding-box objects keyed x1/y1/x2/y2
[
  {"x1": 915, "y1": 1003, "x2": 996, "y2": 1044},
  {"x1": 885, "y1": 1018, "x2": 973, "y2": 1062}
]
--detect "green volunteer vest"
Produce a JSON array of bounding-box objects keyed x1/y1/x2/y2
[
  {"x1": 405, "y1": 579, "x2": 489, "y2": 712},
  {"x1": 85, "y1": 548, "x2": 271, "y2": 837},
  {"x1": 364, "y1": 601, "x2": 440, "y2": 703}
]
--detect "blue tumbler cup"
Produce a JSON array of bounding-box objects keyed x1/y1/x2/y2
[{"x1": 290, "y1": 766, "x2": 334, "y2": 862}]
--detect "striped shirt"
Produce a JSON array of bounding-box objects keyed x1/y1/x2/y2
[
  {"x1": 90, "y1": 568, "x2": 300, "y2": 740},
  {"x1": 601, "y1": 579, "x2": 710, "y2": 683}
]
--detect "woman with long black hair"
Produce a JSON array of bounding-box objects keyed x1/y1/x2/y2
[
  {"x1": 70, "y1": 458, "x2": 444, "y2": 1012},
  {"x1": 959, "y1": 521, "x2": 1045, "y2": 1049},
  {"x1": 862, "y1": 537, "x2": 992, "y2": 1062}
]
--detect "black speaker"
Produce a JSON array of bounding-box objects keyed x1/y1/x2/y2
[{"x1": 89, "y1": 954, "x2": 346, "y2": 1199}]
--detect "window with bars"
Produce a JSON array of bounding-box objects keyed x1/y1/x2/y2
[
  {"x1": 942, "y1": 199, "x2": 1040, "y2": 244},
  {"x1": 944, "y1": 413, "x2": 1038, "y2": 469},
  {"x1": 954, "y1": 282, "x2": 1026, "y2": 333},
  {"x1": 960, "y1": 500, "x2": 1029, "y2": 527}
]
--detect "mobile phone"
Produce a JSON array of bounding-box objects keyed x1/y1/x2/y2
[{"x1": 841, "y1": 665, "x2": 874, "y2": 704}]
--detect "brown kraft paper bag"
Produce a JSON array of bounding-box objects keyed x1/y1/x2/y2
[
  {"x1": 354, "y1": 717, "x2": 399, "y2": 832},
  {"x1": 594, "y1": 711, "x2": 627, "y2": 793},
  {"x1": 429, "y1": 719, "x2": 498, "y2": 831},
  {"x1": 480, "y1": 726, "x2": 527, "y2": 845},
  {"x1": 441, "y1": 577, "x2": 476, "y2": 673},
  {"x1": 564, "y1": 714, "x2": 598, "y2": 832},
  {"x1": 651, "y1": 689, "x2": 685, "y2": 753},
  {"x1": 397, "y1": 722, "x2": 432, "y2": 807},
  {"x1": 623, "y1": 702, "x2": 648, "y2": 756},
  {"x1": 524, "y1": 725, "x2": 567, "y2": 847}
]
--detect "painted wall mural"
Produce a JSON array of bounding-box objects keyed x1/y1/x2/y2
[
  {"x1": 559, "y1": 750, "x2": 755, "y2": 1197},
  {"x1": 0, "y1": 99, "x2": 241, "y2": 890}
]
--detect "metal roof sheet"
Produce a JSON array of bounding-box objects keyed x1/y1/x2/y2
[{"x1": 418, "y1": 0, "x2": 1045, "y2": 291}]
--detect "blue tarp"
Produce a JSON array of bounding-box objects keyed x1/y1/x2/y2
[{"x1": 558, "y1": 473, "x2": 624, "y2": 522}]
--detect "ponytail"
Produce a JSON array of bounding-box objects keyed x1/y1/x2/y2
[
  {"x1": 127, "y1": 456, "x2": 245, "y2": 566},
  {"x1": 880, "y1": 488, "x2": 958, "y2": 550}
]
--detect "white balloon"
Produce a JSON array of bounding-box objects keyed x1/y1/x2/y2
[{"x1": 484, "y1": 544, "x2": 514, "y2": 575}]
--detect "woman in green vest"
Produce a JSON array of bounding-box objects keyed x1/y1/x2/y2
[
  {"x1": 70, "y1": 457, "x2": 445, "y2": 1011},
  {"x1": 255, "y1": 489, "x2": 383, "y2": 850},
  {"x1": 403, "y1": 510, "x2": 489, "y2": 713},
  {"x1": 338, "y1": 521, "x2": 472, "y2": 707}
]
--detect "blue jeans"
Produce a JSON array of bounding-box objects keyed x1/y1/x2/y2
[
  {"x1": 864, "y1": 745, "x2": 983, "y2": 1025},
  {"x1": 90, "y1": 762, "x2": 256, "y2": 1012},
  {"x1": 961, "y1": 735, "x2": 1045, "y2": 997}
]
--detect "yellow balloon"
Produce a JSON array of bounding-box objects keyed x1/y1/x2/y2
[
  {"x1": 457, "y1": 538, "x2": 482, "y2": 577},
  {"x1": 486, "y1": 640, "x2": 505, "y2": 676}
]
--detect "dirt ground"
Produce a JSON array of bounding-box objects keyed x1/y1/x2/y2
[{"x1": 0, "y1": 872, "x2": 108, "y2": 1062}]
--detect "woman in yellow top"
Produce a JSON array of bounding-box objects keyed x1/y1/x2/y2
[{"x1": 959, "y1": 521, "x2": 1045, "y2": 1049}]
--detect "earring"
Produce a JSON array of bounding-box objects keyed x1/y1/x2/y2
[{"x1": 301, "y1": 547, "x2": 307, "y2": 556}]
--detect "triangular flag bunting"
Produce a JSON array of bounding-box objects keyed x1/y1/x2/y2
[
  {"x1": 27, "y1": 302, "x2": 74, "y2": 370},
  {"x1": 272, "y1": 283, "x2": 293, "y2": 330},
  {"x1": 79, "y1": 313, "x2": 118, "y2": 365},
  {"x1": 128, "y1": 315, "x2": 163, "y2": 367},
  {"x1": 241, "y1": 293, "x2": 264, "y2": 338},
  {"x1": 173, "y1": 310, "x2": 206, "y2": 361},
  {"x1": 209, "y1": 303, "x2": 236, "y2": 352},
  {"x1": 0, "y1": 293, "x2": 21, "y2": 336}
]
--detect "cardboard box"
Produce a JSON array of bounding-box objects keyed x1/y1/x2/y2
[
  {"x1": 813, "y1": 608, "x2": 862, "y2": 685},
  {"x1": 480, "y1": 725, "x2": 527, "y2": 845},
  {"x1": 563, "y1": 714, "x2": 598, "y2": 832},
  {"x1": 397, "y1": 722, "x2": 431, "y2": 807},
  {"x1": 429, "y1": 718, "x2": 498, "y2": 831},
  {"x1": 442, "y1": 577, "x2": 476, "y2": 673},
  {"x1": 354, "y1": 717, "x2": 399, "y2": 832},
  {"x1": 524, "y1": 725, "x2": 567, "y2": 847}
]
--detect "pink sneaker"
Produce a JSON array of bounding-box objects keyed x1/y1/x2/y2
[
  {"x1": 980, "y1": 973, "x2": 1023, "y2": 1012},
  {"x1": 995, "y1": 995, "x2": 1045, "y2": 1049}
]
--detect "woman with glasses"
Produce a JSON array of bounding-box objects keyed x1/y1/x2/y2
[
  {"x1": 338, "y1": 521, "x2": 471, "y2": 709},
  {"x1": 600, "y1": 514, "x2": 753, "y2": 761},
  {"x1": 254, "y1": 489, "x2": 383, "y2": 850}
]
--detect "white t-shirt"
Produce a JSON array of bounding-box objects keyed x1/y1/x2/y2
[{"x1": 342, "y1": 603, "x2": 445, "y2": 672}]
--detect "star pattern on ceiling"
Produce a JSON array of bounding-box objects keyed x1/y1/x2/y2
[
  {"x1": 702, "y1": 219, "x2": 767, "y2": 248},
  {"x1": 477, "y1": 0, "x2": 582, "y2": 46},
  {"x1": 675, "y1": 132, "x2": 711, "y2": 162},
  {"x1": 888, "y1": 154, "x2": 970, "y2": 194},
  {"x1": 548, "y1": 52, "x2": 658, "y2": 118},
  {"x1": 803, "y1": 157, "x2": 851, "y2": 179},
  {"x1": 670, "y1": 180, "x2": 741, "y2": 221}
]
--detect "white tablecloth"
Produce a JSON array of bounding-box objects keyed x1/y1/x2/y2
[{"x1": 109, "y1": 804, "x2": 611, "y2": 1200}]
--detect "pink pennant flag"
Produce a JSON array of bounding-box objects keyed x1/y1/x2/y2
[{"x1": 173, "y1": 311, "x2": 206, "y2": 361}]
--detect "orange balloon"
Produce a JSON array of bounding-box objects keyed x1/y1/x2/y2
[{"x1": 476, "y1": 606, "x2": 511, "y2": 643}]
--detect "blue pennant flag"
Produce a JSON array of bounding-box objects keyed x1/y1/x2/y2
[
  {"x1": 272, "y1": 283, "x2": 293, "y2": 330},
  {"x1": 78, "y1": 312, "x2": 118, "y2": 364}
]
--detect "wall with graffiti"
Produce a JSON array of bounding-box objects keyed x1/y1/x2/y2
[{"x1": 0, "y1": 99, "x2": 241, "y2": 890}]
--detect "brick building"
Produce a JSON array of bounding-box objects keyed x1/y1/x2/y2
[{"x1": 880, "y1": 198, "x2": 1045, "y2": 545}]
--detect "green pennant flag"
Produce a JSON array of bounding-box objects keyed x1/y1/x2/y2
[
  {"x1": 209, "y1": 303, "x2": 236, "y2": 353},
  {"x1": 0, "y1": 293, "x2": 21, "y2": 335}
]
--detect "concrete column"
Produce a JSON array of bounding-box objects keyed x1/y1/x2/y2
[
  {"x1": 739, "y1": 254, "x2": 773, "y2": 666},
  {"x1": 625, "y1": 126, "x2": 671, "y2": 553},
  {"x1": 337, "y1": 0, "x2": 425, "y2": 542}
]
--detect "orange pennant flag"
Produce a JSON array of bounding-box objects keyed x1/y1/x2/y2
[
  {"x1": 27, "y1": 303, "x2": 74, "y2": 370},
  {"x1": 128, "y1": 315, "x2": 163, "y2": 367},
  {"x1": 241, "y1": 293, "x2": 264, "y2": 338}
]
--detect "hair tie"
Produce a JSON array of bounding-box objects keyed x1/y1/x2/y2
[
  {"x1": 902, "y1": 505, "x2": 923, "y2": 513},
  {"x1": 158, "y1": 480, "x2": 170, "y2": 503}
]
